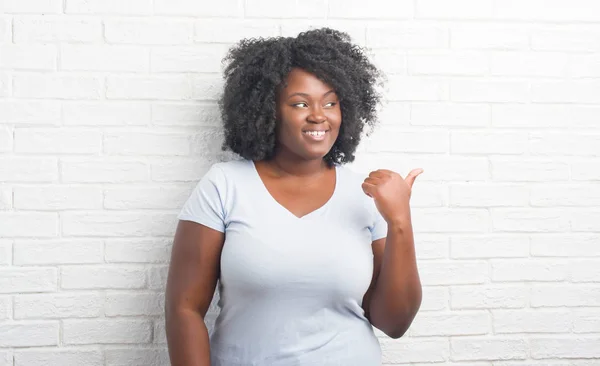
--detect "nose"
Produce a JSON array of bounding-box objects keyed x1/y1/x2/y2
[{"x1": 307, "y1": 105, "x2": 327, "y2": 123}]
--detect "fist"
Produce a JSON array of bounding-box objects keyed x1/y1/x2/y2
[{"x1": 361, "y1": 168, "x2": 423, "y2": 225}]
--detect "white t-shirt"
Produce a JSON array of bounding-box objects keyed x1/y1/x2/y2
[{"x1": 178, "y1": 159, "x2": 388, "y2": 366}]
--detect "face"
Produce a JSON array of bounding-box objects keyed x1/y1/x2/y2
[{"x1": 274, "y1": 68, "x2": 342, "y2": 162}]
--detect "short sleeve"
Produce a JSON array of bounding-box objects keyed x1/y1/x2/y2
[
  {"x1": 177, "y1": 164, "x2": 227, "y2": 232},
  {"x1": 370, "y1": 205, "x2": 388, "y2": 241}
]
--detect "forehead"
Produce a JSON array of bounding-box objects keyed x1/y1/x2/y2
[{"x1": 280, "y1": 68, "x2": 335, "y2": 96}]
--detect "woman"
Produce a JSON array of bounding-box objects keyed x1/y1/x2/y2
[{"x1": 165, "y1": 28, "x2": 423, "y2": 366}]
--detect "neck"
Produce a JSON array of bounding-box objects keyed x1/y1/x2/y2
[{"x1": 265, "y1": 151, "x2": 329, "y2": 178}]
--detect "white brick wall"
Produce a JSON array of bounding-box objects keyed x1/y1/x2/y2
[{"x1": 0, "y1": 1, "x2": 599, "y2": 365}]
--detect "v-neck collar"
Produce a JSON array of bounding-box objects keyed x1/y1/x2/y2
[{"x1": 249, "y1": 160, "x2": 339, "y2": 220}]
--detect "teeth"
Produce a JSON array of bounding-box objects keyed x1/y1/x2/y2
[{"x1": 305, "y1": 131, "x2": 326, "y2": 136}]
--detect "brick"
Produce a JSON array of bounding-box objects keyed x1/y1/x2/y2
[
  {"x1": 63, "y1": 319, "x2": 152, "y2": 345},
  {"x1": 190, "y1": 128, "x2": 226, "y2": 157},
  {"x1": 572, "y1": 210, "x2": 600, "y2": 232},
  {"x1": 410, "y1": 182, "x2": 445, "y2": 208},
  {"x1": 105, "y1": 348, "x2": 169, "y2": 366},
  {"x1": 0, "y1": 296, "x2": 10, "y2": 320},
  {"x1": 0, "y1": 16, "x2": 10, "y2": 43},
  {"x1": 419, "y1": 261, "x2": 488, "y2": 285},
  {"x1": 531, "y1": 337, "x2": 600, "y2": 359},
  {"x1": 155, "y1": 0, "x2": 242, "y2": 16},
  {"x1": 531, "y1": 132, "x2": 600, "y2": 156},
  {"x1": 570, "y1": 260, "x2": 600, "y2": 283},
  {"x1": 494, "y1": 0, "x2": 600, "y2": 22},
  {"x1": 376, "y1": 102, "x2": 410, "y2": 126},
  {"x1": 151, "y1": 45, "x2": 225, "y2": 73},
  {"x1": 572, "y1": 159, "x2": 600, "y2": 181},
  {"x1": 569, "y1": 54, "x2": 600, "y2": 77},
  {"x1": 451, "y1": 235, "x2": 529, "y2": 259},
  {"x1": 0, "y1": 0, "x2": 61, "y2": 13},
  {"x1": 153, "y1": 320, "x2": 166, "y2": 344},
  {"x1": 64, "y1": 101, "x2": 150, "y2": 126},
  {"x1": 0, "y1": 212, "x2": 58, "y2": 237},
  {"x1": 190, "y1": 75, "x2": 223, "y2": 101},
  {"x1": 60, "y1": 45, "x2": 149, "y2": 72},
  {"x1": 531, "y1": 234, "x2": 600, "y2": 257},
  {"x1": 61, "y1": 266, "x2": 146, "y2": 290},
  {"x1": 0, "y1": 240, "x2": 10, "y2": 265},
  {"x1": 151, "y1": 158, "x2": 211, "y2": 182},
  {"x1": 0, "y1": 185, "x2": 10, "y2": 210},
  {"x1": 0, "y1": 268, "x2": 57, "y2": 293},
  {"x1": 66, "y1": 0, "x2": 152, "y2": 14},
  {"x1": 62, "y1": 212, "x2": 176, "y2": 237},
  {"x1": 104, "y1": 185, "x2": 190, "y2": 210},
  {"x1": 0, "y1": 126, "x2": 11, "y2": 152},
  {"x1": 532, "y1": 80, "x2": 600, "y2": 104},
  {"x1": 531, "y1": 184, "x2": 600, "y2": 207},
  {"x1": 14, "y1": 350, "x2": 103, "y2": 366},
  {"x1": 148, "y1": 266, "x2": 168, "y2": 290},
  {"x1": 13, "y1": 239, "x2": 103, "y2": 264},
  {"x1": 493, "y1": 310, "x2": 571, "y2": 334},
  {"x1": 14, "y1": 293, "x2": 103, "y2": 319},
  {"x1": 450, "y1": 79, "x2": 529, "y2": 102},
  {"x1": 14, "y1": 185, "x2": 102, "y2": 210},
  {"x1": 532, "y1": 285, "x2": 600, "y2": 307},
  {"x1": 450, "y1": 184, "x2": 529, "y2": 208},
  {"x1": 365, "y1": 129, "x2": 448, "y2": 153},
  {"x1": 0, "y1": 100, "x2": 60, "y2": 125},
  {"x1": 105, "y1": 292, "x2": 164, "y2": 316},
  {"x1": 417, "y1": 0, "x2": 492, "y2": 19},
  {"x1": 450, "y1": 24, "x2": 528, "y2": 50},
  {"x1": 328, "y1": 0, "x2": 413, "y2": 19},
  {"x1": 412, "y1": 209, "x2": 489, "y2": 233},
  {"x1": 0, "y1": 157, "x2": 57, "y2": 182},
  {"x1": 0, "y1": 44, "x2": 57, "y2": 70},
  {"x1": 15, "y1": 128, "x2": 102, "y2": 154},
  {"x1": 414, "y1": 234, "x2": 449, "y2": 259},
  {"x1": 451, "y1": 131, "x2": 527, "y2": 155},
  {"x1": 105, "y1": 239, "x2": 171, "y2": 264},
  {"x1": 282, "y1": 21, "x2": 367, "y2": 46},
  {"x1": 151, "y1": 102, "x2": 219, "y2": 126},
  {"x1": 491, "y1": 51, "x2": 569, "y2": 77},
  {"x1": 0, "y1": 322, "x2": 58, "y2": 347},
  {"x1": 13, "y1": 73, "x2": 102, "y2": 99},
  {"x1": 411, "y1": 102, "x2": 489, "y2": 127},
  {"x1": 451, "y1": 337, "x2": 527, "y2": 361},
  {"x1": 491, "y1": 158, "x2": 569, "y2": 182},
  {"x1": 451, "y1": 285, "x2": 528, "y2": 309},
  {"x1": 492, "y1": 260, "x2": 570, "y2": 282},
  {"x1": 61, "y1": 158, "x2": 148, "y2": 183},
  {"x1": 380, "y1": 338, "x2": 448, "y2": 363},
  {"x1": 574, "y1": 310, "x2": 600, "y2": 333},
  {"x1": 420, "y1": 286, "x2": 448, "y2": 311},
  {"x1": 105, "y1": 19, "x2": 193, "y2": 45},
  {"x1": 194, "y1": 19, "x2": 279, "y2": 43},
  {"x1": 0, "y1": 71, "x2": 9, "y2": 96},
  {"x1": 492, "y1": 209, "x2": 570, "y2": 233},
  {"x1": 371, "y1": 49, "x2": 407, "y2": 74},
  {"x1": 0, "y1": 351, "x2": 8, "y2": 366},
  {"x1": 387, "y1": 75, "x2": 446, "y2": 101},
  {"x1": 13, "y1": 16, "x2": 102, "y2": 43},
  {"x1": 104, "y1": 132, "x2": 190, "y2": 156},
  {"x1": 107, "y1": 75, "x2": 193, "y2": 100},
  {"x1": 532, "y1": 27, "x2": 600, "y2": 52},
  {"x1": 245, "y1": 0, "x2": 326, "y2": 18},
  {"x1": 367, "y1": 24, "x2": 448, "y2": 49},
  {"x1": 411, "y1": 311, "x2": 489, "y2": 336},
  {"x1": 493, "y1": 104, "x2": 600, "y2": 129},
  {"x1": 408, "y1": 51, "x2": 488, "y2": 76}
]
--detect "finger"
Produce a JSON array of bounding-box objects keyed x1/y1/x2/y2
[
  {"x1": 361, "y1": 181, "x2": 377, "y2": 198},
  {"x1": 363, "y1": 177, "x2": 382, "y2": 185},
  {"x1": 404, "y1": 168, "x2": 424, "y2": 189}
]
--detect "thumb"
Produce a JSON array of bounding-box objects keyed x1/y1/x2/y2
[{"x1": 404, "y1": 168, "x2": 424, "y2": 189}]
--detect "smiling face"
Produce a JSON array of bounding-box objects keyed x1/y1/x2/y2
[{"x1": 274, "y1": 68, "x2": 342, "y2": 163}]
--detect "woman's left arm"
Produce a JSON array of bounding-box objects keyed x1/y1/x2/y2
[{"x1": 361, "y1": 168, "x2": 424, "y2": 339}]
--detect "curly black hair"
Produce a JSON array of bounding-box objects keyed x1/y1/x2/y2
[{"x1": 219, "y1": 27, "x2": 383, "y2": 166}]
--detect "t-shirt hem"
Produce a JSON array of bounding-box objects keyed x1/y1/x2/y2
[{"x1": 178, "y1": 214, "x2": 225, "y2": 233}]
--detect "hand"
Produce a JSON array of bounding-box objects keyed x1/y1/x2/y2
[{"x1": 361, "y1": 168, "x2": 424, "y2": 225}]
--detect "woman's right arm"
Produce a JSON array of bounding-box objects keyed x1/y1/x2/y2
[{"x1": 165, "y1": 220, "x2": 225, "y2": 366}]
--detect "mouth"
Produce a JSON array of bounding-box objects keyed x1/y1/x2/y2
[{"x1": 302, "y1": 130, "x2": 329, "y2": 141}]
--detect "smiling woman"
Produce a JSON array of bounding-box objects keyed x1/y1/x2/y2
[{"x1": 165, "y1": 28, "x2": 423, "y2": 366}]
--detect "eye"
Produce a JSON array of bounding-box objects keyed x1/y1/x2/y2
[
  {"x1": 292, "y1": 102, "x2": 308, "y2": 108},
  {"x1": 325, "y1": 102, "x2": 337, "y2": 107}
]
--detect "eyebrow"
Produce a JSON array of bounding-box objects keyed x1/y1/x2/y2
[{"x1": 286, "y1": 90, "x2": 336, "y2": 100}]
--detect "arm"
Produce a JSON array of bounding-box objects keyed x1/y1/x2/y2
[
  {"x1": 165, "y1": 220, "x2": 225, "y2": 366},
  {"x1": 361, "y1": 168, "x2": 423, "y2": 339}
]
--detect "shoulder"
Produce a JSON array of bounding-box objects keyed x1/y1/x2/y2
[{"x1": 204, "y1": 159, "x2": 253, "y2": 180}]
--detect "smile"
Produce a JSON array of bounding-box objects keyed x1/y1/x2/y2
[{"x1": 303, "y1": 130, "x2": 328, "y2": 141}]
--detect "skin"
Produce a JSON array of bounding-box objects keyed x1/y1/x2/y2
[{"x1": 165, "y1": 67, "x2": 422, "y2": 366}]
